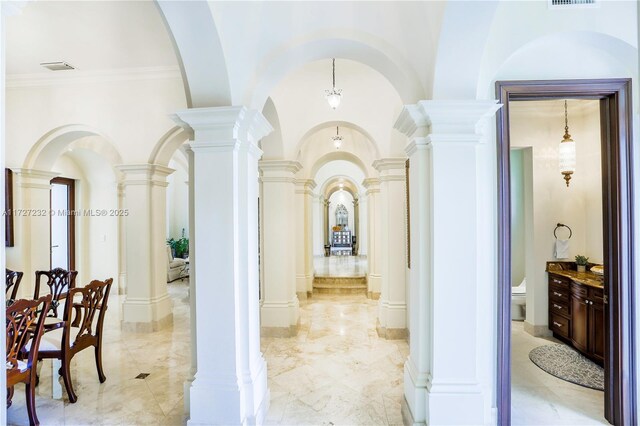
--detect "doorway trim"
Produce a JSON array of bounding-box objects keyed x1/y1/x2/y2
[{"x1": 495, "y1": 79, "x2": 635, "y2": 425}]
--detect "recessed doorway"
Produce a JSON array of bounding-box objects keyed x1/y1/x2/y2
[{"x1": 495, "y1": 79, "x2": 635, "y2": 425}]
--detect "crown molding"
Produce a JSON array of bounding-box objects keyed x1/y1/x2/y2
[{"x1": 6, "y1": 66, "x2": 182, "y2": 89}]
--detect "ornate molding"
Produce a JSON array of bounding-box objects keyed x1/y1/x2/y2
[
  {"x1": 172, "y1": 106, "x2": 273, "y2": 148},
  {"x1": 115, "y1": 164, "x2": 175, "y2": 187},
  {"x1": 372, "y1": 158, "x2": 406, "y2": 172}
]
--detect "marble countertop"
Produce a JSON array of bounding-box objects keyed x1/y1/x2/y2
[{"x1": 547, "y1": 262, "x2": 604, "y2": 288}]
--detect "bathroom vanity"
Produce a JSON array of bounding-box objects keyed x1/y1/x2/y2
[{"x1": 547, "y1": 262, "x2": 605, "y2": 365}]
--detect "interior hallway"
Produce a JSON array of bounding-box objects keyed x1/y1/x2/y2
[
  {"x1": 263, "y1": 293, "x2": 407, "y2": 425},
  {"x1": 8, "y1": 275, "x2": 405, "y2": 425}
]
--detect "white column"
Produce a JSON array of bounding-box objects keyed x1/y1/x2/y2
[
  {"x1": 260, "y1": 160, "x2": 301, "y2": 336},
  {"x1": 117, "y1": 183, "x2": 127, "y2": 295},
  {"x1": 295, "y1": 179, "x2": 316, "y2": 300},
  {"x1": 116, "y1": 164, "x2": 174, "y2": 332},
  {"x1": 172, "y1": 106, "x2": 271, "y2": 425},
  {"x1": 373, "y1": 160, "x2": 407, "y2": 339},
  {"x1": 362, "y1": 178, "x2": 381, "y2": 299},
  {"x1": 395, "y1": 100, "x2": 500, "y2": 425},
  {"x1": 9, "y1": 169, "x2": 60, "y2": 297}
]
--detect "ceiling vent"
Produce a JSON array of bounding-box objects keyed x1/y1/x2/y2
[
  {"x1": 40, "y1": 61, "x2": 75, "y2": 71},
  {"x1": 549, "y1": 0, "x2": 597, "y2": 8}
]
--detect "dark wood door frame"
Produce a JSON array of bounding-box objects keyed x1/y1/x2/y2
[
  {"x1": 50, "y1": 177, "x2": 76, "y2": 271},
  {"x1": 496, "y1": 79, "x2": 635, "y2": 425}
]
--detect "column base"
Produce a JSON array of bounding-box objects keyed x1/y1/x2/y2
[
  {"x1": 118, "y1": 272, "x2": 127, "y2": 295},
  {"x1": 401, "y1": 396, "x2": 423, "y2": 426},
  {"x1": 261, "y1": 323, "x2": 300, "y2": 337},
  {"x1": 378, "y1": 300, "x2": 407, "y2": 339},
  {"x1": 368, "y1": 273, "x2": 382, "y2": 294},
  {"x1": 524, "y1": 320, "x2": 551, "y2": 337},
  {"x1": 425, "y1": 377, "x2": 485, "y2": 425},
  {"x1": 403, "y1": 358, "x2": 427, "y2": 424},
  {"x1": 121, "y1": 294, "x2": 173, "y2": 332},
  {"x1": 188, "y1": 356, "x2": 269, "y2": 425},
  {"x1": 376, "y1": 319, "x2": 408, "y2": 340},
  {"x1": 261, "y1": 299, "x2": 299, "y2": 336}
]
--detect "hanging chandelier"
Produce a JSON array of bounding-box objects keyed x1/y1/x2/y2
[
  {"x1": 332, "y1": 126, "x2": 343, "y2": 150},
  {"x1": 559, "y1": 100, "x2": 576, "y2": 187},
  {"x1": 325, "y1": 58, "x2": 342, "y2": 109}
]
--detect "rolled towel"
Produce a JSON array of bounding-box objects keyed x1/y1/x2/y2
[{"x1": 555, "y1": 239, "x2": 570, "y2": 259}]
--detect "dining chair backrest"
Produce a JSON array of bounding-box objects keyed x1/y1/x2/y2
[
  {"x1": 34, "y1": 268, "x2": 78, "y2": 318},
  {"x1": 6, "y1": 268, "x2": 24, "y2": 303},
  {"x1": 6, "y1": 295, "x2": 51, "y2": 425},
  {"x1": 64, "y1": 278, "x2": 113, "y2": 348},
  {"x1": 6, "y1": 295, "x2": 51, "y2": 374}
]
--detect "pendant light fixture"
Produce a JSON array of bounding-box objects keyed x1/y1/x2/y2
[
  {"x1": 559, "y1": 100, "x2": 576, "y2": 187},
  {"x1": 332, "y1": 126, "x2": 343, "y2": 150},
  {"x1": 325, "y1": 58, "x2": 342, "y2": 109}
]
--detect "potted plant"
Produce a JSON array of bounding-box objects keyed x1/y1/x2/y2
[
  {"x1": 167, "y1": 229, "x2": 189, "y2": 259},
  {"x1": 575, "y1": 255, "x2": 589, "y2": 272}
]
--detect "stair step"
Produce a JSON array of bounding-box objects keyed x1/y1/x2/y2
[{"x1": 312, "y1": 276, "x2": 367, "y2": 294}]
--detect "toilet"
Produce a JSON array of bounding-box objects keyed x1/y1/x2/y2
[{"x1": 511, "y1": 278, "x2": 527, "y2": 321}]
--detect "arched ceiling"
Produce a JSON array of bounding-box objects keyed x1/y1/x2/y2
[{"x1": 269, "y1": 59, "x2": 404, "y2": 158}]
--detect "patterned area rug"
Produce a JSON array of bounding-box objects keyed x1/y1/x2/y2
[{"x1": 529, "y1": 343, "x2": 604, "y2": 391}]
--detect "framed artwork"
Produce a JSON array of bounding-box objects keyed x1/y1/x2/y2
[
  {"x1": 406, "y1": 159, "x2": 410, "y2": 268},
  {"x1": 5, "y1": 168, "x2": 14, "y2": 247}
]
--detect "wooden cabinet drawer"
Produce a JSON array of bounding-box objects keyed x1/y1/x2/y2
[
  {"x1": 550, "y1": 300, "x2": 570, "y2": 317},
  {"x1": 550, "y1": 314, "x2": 570, "y2": 339},
  {"x1": 549, "y1": 275, "x2": 570, "y2": 289},
  {"x1": 549, "y1": 284, "x2": 570, "y2": 302}
]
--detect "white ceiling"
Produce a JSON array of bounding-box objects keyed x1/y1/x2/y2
[{"x1": 6, "y1": 0, "x2": 179, "y2": 75}]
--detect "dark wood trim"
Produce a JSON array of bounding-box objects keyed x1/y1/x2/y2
[
  {"x1": 50, "y1": 177, "x2": 76, "y2": 271},
  {"x1": 5, "y1": 168, "x2": 14, "y2": 247},
  {"x1": 495, "y1": 79, "x2": 635, "y2": 426},
  {"x1": 406, "y1": 158, "x2": 411, "y2": 268}
]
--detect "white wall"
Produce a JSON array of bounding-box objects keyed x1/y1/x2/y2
[
  {"x1": 510, "y1": 149, "x2": 525, "y2": 287},
  {"x1": 510, "y1": 99, "x2": 602, "y2": 328}
]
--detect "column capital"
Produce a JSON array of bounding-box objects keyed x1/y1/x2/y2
[
  {"x1": 395, "y1": 100, "x2": 501, "y2": 138},
  {"x1": 172, "y1": 106, "x2": 272, "y2": 152},
  {"x1": 12, "y1": 169, "x2": 60, "y2": 189},
  {"x1": 259, "y1": 160, "x2": 302, "y2": 173},
  {"x1": 295, "y1": 179, "x2": 317, "y2": 195},
  {"x1": 115, "y1": 164, "x2": 175, "y2": 187},
  {"x1": 372, "y1": 158, "x2": 406, "y2": 173},
  {"x1": 362, "y1": 178, "x2": 380, "y2": 195}
]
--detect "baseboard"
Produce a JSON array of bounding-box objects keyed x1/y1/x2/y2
[
  {"x1": 376, "y1": 319, "x2": 408, "y2": 340},
  {"x1": 368, "y1": 291, "x2": 381, "y2": 300},
  {"x1": 524, "y1": 321, "x2": 552, "y2": 337},
  {"x1": 121, "y1": 313, "x2": 173, "y2": 333}
]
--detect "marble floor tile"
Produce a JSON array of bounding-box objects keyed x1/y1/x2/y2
[{"x1": 511, "y1": 321, "x2": 607, "y2": 425}]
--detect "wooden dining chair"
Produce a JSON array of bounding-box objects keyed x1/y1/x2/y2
[
  {"x1": 35, "y1": 278, "x2": 113, "y2": 403},
  {"x1": 34, "y1": 268, "x2": 78, "y2": 320},
  {"x1": 6, "y1": 295, "x2": 52, "y2": 426},
  {"x1": 6, "y1": 269, "x2": 24, "y2": 306}
]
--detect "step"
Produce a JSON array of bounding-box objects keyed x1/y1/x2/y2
[{"x1": 312, "y1": 276, "x2": 367, "y2": 295}]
